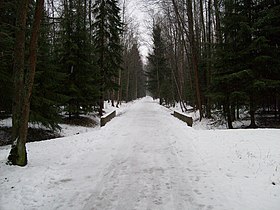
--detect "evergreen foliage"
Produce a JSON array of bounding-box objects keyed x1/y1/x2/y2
[
  {"x1": 58, "y1": 0, "x2": 99, "y2": 118},
  {"x1": 30, "y1": 14, "x2": 66, "y2": 130},
  {"x1": 0, "y1": 0, "x2": 16, "y2": 116},
  {"x1": 126, "y1": 43, "x2": 146, "y2": 101},
  {"x1": 0, "y1": 0, "x2": 279, "y2": 150},
  {"x1": 147, "y1": 23, "x2": 172, "y2": 105},
  {"x1": 92, "y1": 0, "x2": 123, "y2": 114},
  {"x1": 211, "y1": 0, "x2": 280, "y2": 128}
]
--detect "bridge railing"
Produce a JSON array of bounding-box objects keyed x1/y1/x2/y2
[
  {"x1": 172, "y1": 111, "x2": 193, "y2": 127},
  {"x1": 100, "y1": 110, "x2": 116, "y2": 127}
]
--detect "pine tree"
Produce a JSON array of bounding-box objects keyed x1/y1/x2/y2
[
  {"x1": 29, "y1": 12, "x2": 67, "y2": 130},
  {"x1": 125, "y1": 43, "x2": 145, "y2": 101},
  {"x1": 211, "y1": 0, "x2": 280, "y2": 128},
  {"x1": 211, "y1": 0, "x2": 255, "y2": 128},
  {"x1": 92, "y1": 0, "x2": 123, "y2": 115},
  {"x1": 0, "y1": 0, "x2": 16, "y2": 116},
  {"x1": 147, "y1": 23, "x2": 172, "y2": 105},
  {"x1": 58, "y1": 0, "x2": 99, "y2": 118},
  {"x1": 252, "y1": 1, "x2": 280, "y2": 119}
]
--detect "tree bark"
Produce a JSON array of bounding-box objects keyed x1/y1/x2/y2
[
  {"x1": 214, "y1": 0, "x2": 222, "y2": 44},
  {"x1": 199, "y1": 0, "x2": 206, "y2": 47},
  {"x1": 170, "y1": 0, "x2": 202, "y2": 119},
  {"x1": 249, "y1": 96, "x2": 257, "y2": 128},
  {"x1": 116, "y1": 68, "x2": 122, "y2": 107},
  {"x1": 206, "y1": 0, "x2": 212, "y2": 118},
  {"x1": 125, "y1": 51, "x2": 130, "y2": 102},
  {"x1": 8, "y1": 0, "x2": 29, "y2": 166},
  {"x1": 8, "y1": 0, "x2": 45, "y2": 166},
  {"x1": 225, "y1": 96, "x2": 233, "y2": 129},
  {"x1": 186, "y1": 0, "x2": 203, "y2": 120},
  {"x1": 169, "y1": 0, "x2": 192, "y2": 110}
]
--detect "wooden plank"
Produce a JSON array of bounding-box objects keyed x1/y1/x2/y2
[
  {"x1": 173, "y1": 111, "x2": 193, "y2": 127},
  {"x1": 100, "y1": 110, "x2": 116, "y2": 127}
]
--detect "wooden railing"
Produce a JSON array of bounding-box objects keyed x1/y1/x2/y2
[
  {"x1": 100, "y1": 110, "x2": 116, "y2": 127},
  {"x1": 173, "y1": 111, "x2": 193, "y2": 127}
]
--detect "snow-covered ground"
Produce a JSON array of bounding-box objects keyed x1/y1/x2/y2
[
  {"x1": 0, "y1": 97, "x2": 280, "y2": 210},
  {"x1": 166, "y1": 102, "x2": 253, "y2": 130},
  {"x1": 59, "y1": 100, "x2": 134, "y2": 137},
  {"x1": 0, "y1": 100, "x2": 134, "y2": 139}
]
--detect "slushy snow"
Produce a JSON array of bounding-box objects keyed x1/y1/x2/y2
[{"x1": 0, "y1": 97, "x2": 280, "y2": 210}]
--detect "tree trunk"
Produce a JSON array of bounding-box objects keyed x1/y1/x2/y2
[
  {"x1": 8, "y1": 0, "x2": 29, "y2": 166},
  {"x1": 135, "y1": 70, "x2": 138, "y2": 99},
  {"x1": 186, "y1": 0, "x2": 203, "y2": 120},
  {"x1": 116, "y1": 69, "x2": 122, "y2": 107},
  {"x1": 117, "y1": 0, "x2": 125, "y2": 107},
  {"x1": 111, "y1": 90, "x2": 115, "y2": 107},
  {"x1": 125, "y1": 58, "x2": 130, "y2": 102},
  {"x1": 99, "y1": 95, "x2": 104, "y2": 116},
  {"x1": 156, "y1": 61, "x2": 161, "y2": 104},
  {"x1": 225, "y1": 97, "x2": 233, "y2": 129},
  {"x1": 249, "y1": 96, "x2": 257, "y2": 128},
  {"x1": 249, "y1": 110, "x2": 256, "y2": 128},
  {"x1": 199, "y1": 0, "x2": 206, "y2": 47},
  {"x1": 89, "y1": 0, "x2": 92, "y2": 40},
  {"x1": 169, "y1": 0, "x2": 191, "y2": 111},
  {"x1": 236, "y1": 103, "x2": 240, "y2": 119},
  {"x1": 206, "y1": 0, "x2": 212, "y2": 118},
  {"x1": 213, "y1": 0, "x2": 222, "y2": 44},
  {"x1": 8, "y1": 0, "x2": 45, "y2": 166},
  {"x1": 275, "y1": 92, "x2": 280, "y2": 121}
]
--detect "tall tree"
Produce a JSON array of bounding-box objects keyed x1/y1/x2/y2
[
  {"x1": 147, "y1": 23, "x2": 172, "y2": 105},
  {"x1": 125, "y1": 43, "x2": 145, "y2": 101},
  {"x1": 92, "y1": 0, "x2": 123, "y2": 116},
  {"x1": 59, "y1": 0, "x2": 99, "y2": 118},
  {"x1": 30, "y1": 12, "x2": 66, "y2": 130},
  {"x1": 186, "y1": 0, "x2": 203, "y2": 120},
  {"x1": 8, "y1": 0, "x2": 45, "y2": 166},
  {"x1": 0, "y1": 0, "x2": 16, "y2": 116}
]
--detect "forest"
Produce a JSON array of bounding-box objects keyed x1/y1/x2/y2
[
  {"x1": 0, "y1": 0, "x2": 280, "y2": 166},
  {"x1": 146, "y1": 0, "x2": 280, "y2": 129},
  {"x1": 0, "y1": 0, "x2": 145, "y2": 165}
]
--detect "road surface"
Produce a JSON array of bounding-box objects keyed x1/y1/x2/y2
[{"x1": 83, "y1": 97, "x2": 214, "y2": 210}]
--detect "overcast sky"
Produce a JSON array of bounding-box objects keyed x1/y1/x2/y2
[{"x1": 121, "y1": 0, "x2": 158, "y2": 64}]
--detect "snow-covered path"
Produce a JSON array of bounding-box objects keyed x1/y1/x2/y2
[
  {"x1": 1, "y1": 97, "x2": 280, "y2": 210},
  {"x1": 82, "y1": 97, "x2": 210, "y2": 210}
]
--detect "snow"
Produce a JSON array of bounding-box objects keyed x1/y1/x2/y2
[
  {"x1": 167, "y1": 103, "x2": 254, "y2": 130},
  {"x1": 1, "y1": 96, "x2": 280, "y2": 210},
  {"x1": 0, "y1": 100, "x2": 132, "y2": 139}
]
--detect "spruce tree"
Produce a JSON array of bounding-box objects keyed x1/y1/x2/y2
[
  {"x1": 147, "y1": 23, "x2": 172, "y2": 105},
  {"x1": 59, "y1": 0, "x2": 99, "y2": 118},
  {"x1": 0, "y1": 0, "x2": 16, "y2": 116},
  {"x1": 211, "y1": 0, "x2": 280, "y2": 128},
  {"x1": 125, "y1": 43, "x2": 145, "y2": 101},
  {"x1": 212, "y1": 0, "x2": 254, "y2": 128},
  {"x1": 30, "y1": 13, "x2": 67, "y2": 130},
  {"x1": 92, "y1": 0, "x2": 123, "y2": 115},
  {"x1": 252, "y1": 1, "x2": 280, "y2": 118}
]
